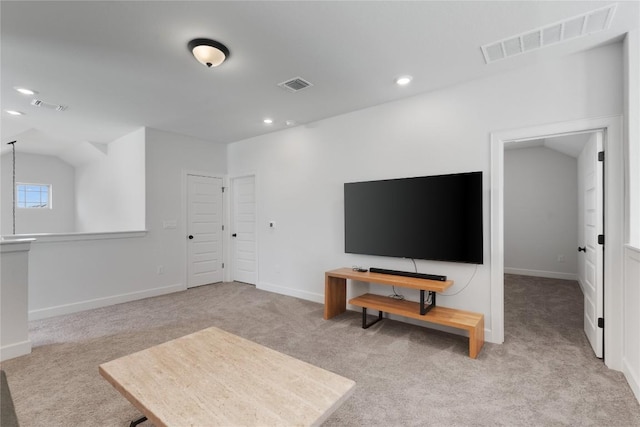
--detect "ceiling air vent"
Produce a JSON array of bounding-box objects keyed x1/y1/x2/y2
[
  {"x1": 31, "y1": 99, "x2": 67, "y2": 111},
  {"x1": 481, "y1": 3, "x2": 616, "y2": 64},
  {"x1": 278, "y1": 77, "x2": 313, "y2": 92}
]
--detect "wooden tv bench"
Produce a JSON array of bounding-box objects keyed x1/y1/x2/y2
[{"x1": 324, "y1": 268, "x2": 484, "y2": 358}]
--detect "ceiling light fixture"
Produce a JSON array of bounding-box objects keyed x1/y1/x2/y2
[
  {"x1": 395, "y1": 76, "x2": 413, "y2": 86},
  {"x1": 188, "y1": 38, "x2": 230, "y2": 68},
  {"x1": 5, "y1": 110, "x2": 24, "y2": 116},
  {"x1": 14, "y1": 87, "x2": 37, "y2": 96},
  {"x1": 263, "y1": 118, "x2": 273, "y2": 125}
]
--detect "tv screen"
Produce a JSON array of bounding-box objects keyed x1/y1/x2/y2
[{"x1": 344, "y1": 172, "x2": 483, "y2": 264}]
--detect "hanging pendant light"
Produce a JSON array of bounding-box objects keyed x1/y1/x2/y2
[{"x1": 188, "y1": 38, "x2": 230, "y2": 68}]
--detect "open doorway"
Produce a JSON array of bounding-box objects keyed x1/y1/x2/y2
[
  {"x1": 503, "y1": 131, "x2": 604, "y2": 358},
  {"x1": 490, "y1": 116, "x2": 623, "y2": 370}
]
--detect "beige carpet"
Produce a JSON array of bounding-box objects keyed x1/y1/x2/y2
[{"x1": 1, "y1": 274, "x2": 639, "y2": 426}]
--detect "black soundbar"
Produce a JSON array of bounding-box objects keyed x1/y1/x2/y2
[{"x1": 369, "y1": 267, "x2": 447, "y2": 281}]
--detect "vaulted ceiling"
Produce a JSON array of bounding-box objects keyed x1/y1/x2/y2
[{"x1": 1, "y1": 1, "x2": 638, "y2": 156}]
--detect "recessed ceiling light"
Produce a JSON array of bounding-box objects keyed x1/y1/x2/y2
[
  {"x1": 14, "y1": 87, "x2": 37, "y2": 96},
  {"x1": 6, "y1": 110, "x2": 25, "y2": 116},
  {"x1": 263, "y1": 118, "x2": 273, "y2": 125},
  {"x1": 395, "y1": 76, "x2": 413, "y2": 86}
]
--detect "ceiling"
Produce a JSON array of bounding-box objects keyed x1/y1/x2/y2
[{"x1": 1, "y1": 1, "x2": 638, "y2": 157}]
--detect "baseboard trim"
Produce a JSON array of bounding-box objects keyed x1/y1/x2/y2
[
  {"x1": 0, "y1": 340, "x2": 32, "y2": 362},
  {"x1": 29, "y1": 283, "x2": 185, "y2": 321},
  {"x1": 257, "y1": 281, "x2": 324, "y2": 305},
  {"x1": 623, "y1": 359, "x2": 640, "y2": 405},
  {"x1": 504, "y1": 268, "x2": 578, "y2": 281}
]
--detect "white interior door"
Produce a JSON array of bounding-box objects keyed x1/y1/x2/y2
[
  {"x1": 577, "y1": 132, "x2": 604, "y2": 358},
  {"x1": 187, "y1": 174, "x2": 223, "y2": 288},
  {"x1": 231, "y1": 175, "x2": 256, "y2": 284}
]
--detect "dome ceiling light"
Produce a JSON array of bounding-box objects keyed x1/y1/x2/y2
[{"x1": 188, "y1": 38, "x2": 230, "y2": 68}]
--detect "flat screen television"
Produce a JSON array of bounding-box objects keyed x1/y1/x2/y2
[{"x1": 344, "y1": 171, "x2": 483, "y2": 264}]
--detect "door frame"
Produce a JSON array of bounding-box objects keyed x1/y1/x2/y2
[
  {"x1": 228, "y1": 173, "x2": 259, "y2": 285},
  {"x1": 182, "y1": 170, "x2": 228, "y2": 288},
  {"x1": 490, "y1": 115, "x2": 623, "y2": 370}
]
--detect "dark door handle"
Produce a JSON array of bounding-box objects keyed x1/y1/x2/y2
[
  {"x1": 578, "y1": 246, "x2": 586, "y2": 252},
  {"x1": 188, "y1": 235, "x2": 194, "y2": 240},
  {"x1": 232, "y1": 233, "x2": 237, "y2": 237}
]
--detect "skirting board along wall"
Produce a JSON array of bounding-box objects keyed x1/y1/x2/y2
[
  {"x1": 258, "y1": 281, "x2": 324, "y2": 305},
  {"x1": 504, "y1": 268, "x2": 578, "y2": 281},
  {"x1": 28, "y1": 283, "x2": 184, "y2": 321}
]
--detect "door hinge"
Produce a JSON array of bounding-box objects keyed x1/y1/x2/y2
[
  {"x1": 222, "y1": 262, "x2": 225, "y2": 268},
  {"x1": 222, "y1": 224, "x2": 225, "y2": 231},
  {"x1": 598, "y1": 317, "x2": 604, "y2": 328},
  {"x1": 598, "y1": 234, "x2": 604, "y2": 245},
  {"x1": 598, "y1": 151, "x2": 604, "y2": 162},
  {"x1": 222, "y1": 186, "x2": 226, "y2": 193}
]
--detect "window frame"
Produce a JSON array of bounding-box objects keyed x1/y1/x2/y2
[{"x1": 15, "y1": 183, "x2": 52, "y2": 209}]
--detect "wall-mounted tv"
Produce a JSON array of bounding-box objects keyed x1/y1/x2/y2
[{"x1": 344, "y1": 171, "x2": 483, "y2": 264}]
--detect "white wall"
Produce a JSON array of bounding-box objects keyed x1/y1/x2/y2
[
  {"x1": 75, "y1": 128, "x2": 146, "y2": 232},
  {"x1": 624, "y1": 245, "x2": 640, "y2": 402},
  {"x1": 0, "y1": 240, "x2": 32, "y2": 361},
  {"x1": 25, "y1": 128, "x2": 227, "y2": 319},
  {"x1": 228, "y1": 43, "x2": 623, "y2": 344},
  {"x1": 504, "y1": 146, "x2": 578, "y2": 280},
  {"x1": 624, "y1": 29, "x2": 640, "y2": 248},
  {"x1": 0, "y1": 152, "x2": 76, "y2": 234},
  {"x1": 623, "y1": 29, "x2": 640, "y2": 403},
  {"x1": 144, "y1": 128, "x2": 227, "y2": 284}
]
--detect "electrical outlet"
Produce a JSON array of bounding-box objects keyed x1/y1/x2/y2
[
  {"x1": 557, "y1": 254, "x2": 565, "y2": 263},
  {"x1": 157, "y1": 265, "x2": 164, "y2": 274}
]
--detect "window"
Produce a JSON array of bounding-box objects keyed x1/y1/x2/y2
[{"x1": 16, "y1": 184, "x2": 51, "y2": 208}]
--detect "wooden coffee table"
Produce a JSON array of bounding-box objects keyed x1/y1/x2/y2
[{"x1": 99, "y1": 327, "x2": 355, "y2": 427}]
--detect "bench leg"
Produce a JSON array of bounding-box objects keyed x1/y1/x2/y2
[
  {"x1": 362, "y1": 308, "x2": 384, "y2": 329},
  {"x1": 468, "y1": 317, "x2": 485, "y2": 359},
  {"x1": 419, "y1": 290, "x2": 436, "y2": 315}
]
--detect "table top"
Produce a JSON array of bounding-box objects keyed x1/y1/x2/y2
[
  {"x1": 99, "y1": 327, "x2": 355, "y2": 427},
  {"x1": 326, "y1": 267, "x2": 453, "y2": 293}
]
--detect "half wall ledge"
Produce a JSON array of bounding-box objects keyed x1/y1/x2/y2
[{"x1": 1, "y1": 230, "x2": 147, "y2": 243}]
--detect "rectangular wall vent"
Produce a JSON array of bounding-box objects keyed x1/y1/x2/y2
[
  {"x1": 481, "y1": 3, "x2": 616, "y2": 64},
  {"x1": 31, "y1": 99, "x2": 67, "y2": 111},
  {"x1": 278, "y1": 77, "x2": 313, "y2": 92}
]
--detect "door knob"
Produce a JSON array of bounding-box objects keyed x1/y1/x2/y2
[
  {"x1": 188, "y1": 235, "x2": 194, "y2": 240},
  {"x1": 232, "y1": 233, "x2": 237, "y2": 237},
  {"x1": 578, "y1": 246, "x2": 586, "y2": 252}
]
